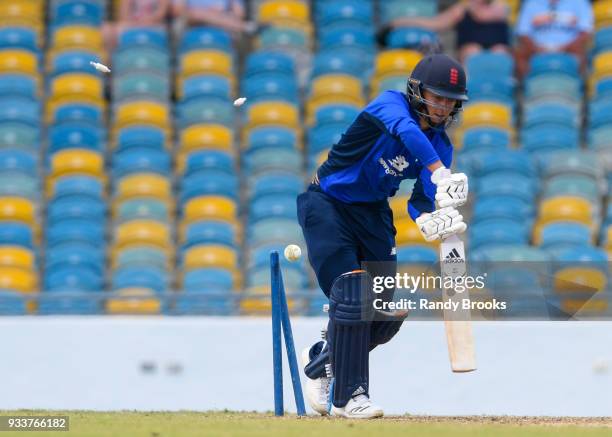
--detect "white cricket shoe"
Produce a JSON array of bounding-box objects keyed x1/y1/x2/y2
[
  {"x1": 301, "y1": 347, "x2": 331, "y2": 416},
  {"x1": 332, "y1": 394, "x2": 384, "y2": 419}
]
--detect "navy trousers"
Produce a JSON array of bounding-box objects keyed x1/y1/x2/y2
[{"x1": 297, "y1": 184, "x2": 397, "y2": 297}]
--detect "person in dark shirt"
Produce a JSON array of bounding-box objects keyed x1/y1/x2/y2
[
  {"x1": 382, "y1": 0, "x2": 510, "y2": 63},
  {"x1": 299, "y1": 54, "x2": 470, "y2": 418}
]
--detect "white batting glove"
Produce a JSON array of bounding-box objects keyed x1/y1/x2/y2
[
  {"x1": 416, "y1": 206, "x2": 467, "y2": 242},
  {"x1": 430, "y1": 167, "x2": 468, "y2": 208}
]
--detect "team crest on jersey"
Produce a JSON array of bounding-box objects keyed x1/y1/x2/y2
[{"x1": 389, "y1": 155, "x2": 409, "y2": 172}]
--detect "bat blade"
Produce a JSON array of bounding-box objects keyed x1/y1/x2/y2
[{"x1": 440, "y1": 234, "x2": 476, "y2": 373}]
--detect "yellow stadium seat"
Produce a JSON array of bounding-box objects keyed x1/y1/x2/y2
[
  {"x1": 183, "y1": 245, "x2": 237, "y2": 271},
  {"x1": 49, "y1": 149, "x2": 104, "y2": 179},
  {"x1": 180, "y1": 124, "x2": 233, "y2": 153},
  {"x1": 561, "y1": 298, "x2": 608, "y2": 315},
  {"x1": 605, "y1": 226, "x2": 612, "y2": 251},
  {"x1": 595, "y1": 0, "x2": 612, "y2": 28},
  {"x1": 106, "y1": 288, "x2": 161, "y2": 314},
  {"x1": 0, "y1": 2, "x2": 42, "y2": 25},
  {"x1": 246, "y1": 101, "x2": 300, "y2": 130},
  {"x1": 115, "y1": 101, "x2": 170, "y2": 130},
  {"x1": 0, "y1": 246, "x2": 34, "y2": 270},
  {"x1": 0, "y1": 50, "x2": 37, "y2": 75},
  {"x1": 554, "y1": 267, "x2": 607, "y2": 293},
  {"x1": 52, "y1": 26, "x2": 102, "y2": 51},
  {"x1": 115, "y1": 173, "x2": 171, "y2": 202},
  {"x1": 461, "y1": 103, "x2": 511, "y2": 129},
  {"x1": 0, "y1": 267, "x2": 37, "y2": 292},
  {"x1": 390, "y1": 196, "x2": 409, "y2": 219},
  {"x1": 183, "y1": 196, "x2": 237, "y2": 224},
  {"x1": 307, "y1": 96, "x2": 365, "y2": 121},
  {"x1": 316, "y1": 149, "x2": 329, "y2": 167},
  {"x1": 0, "y1": 197, "x2": 35, "y2": 225},
  {"x1": 181, "y1": 50, "x2": 232, "y2": 78},
  {"x1": 310, "y1": 74, "x2": 363, "y2": 100},
  {"x1": 538, "y1": 196, "x2": 593, "y2": 227},
  {"x1": 395, "y1": 218, "x2": 438, "y2": 248},
  {"x1": 50, "y1": 74, "x2": 103, "y2": 100},
  {"x1": 240, "y1": 285, "x2": 298, "y2": 315},
  {"x1": 259, "y1": 0, "x2": 310, "y2": 24},
  {"x1": 374, "y1": 50, "x2": 422, "y2": 78},
  {"x1": 115, "y1": 220, "x2": 171, "y2": 250}
]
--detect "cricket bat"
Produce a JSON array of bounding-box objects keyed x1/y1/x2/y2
[{"x1": 439, "y1": 234, "x2": 476, "y2": 372}]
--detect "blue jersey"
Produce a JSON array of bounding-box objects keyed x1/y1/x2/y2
[{"x1": 316, "y1": 90, "x2": 453, "y2": 221}]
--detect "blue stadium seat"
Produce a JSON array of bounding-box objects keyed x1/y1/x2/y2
[
  {"x1": 0, "y1": 292, "x2": 27, "y2": 315},
  {"x1": 521, "y1": 125, "x2": 579, "y2": 155},
  {"x1": 308, "y1": 123, "x2": 345, "y2": 155},
  {"x1": 523, "y1": 103, "x2": 577, "y2": 129},
  {"x1": 116, "y1": 199, "x2": 169, "y2": 223},
  {"x1": 318, "y1": 27, "x2": 375, "y2": 52},
  {"x1": 48, "y1": 123, "x2": 104, "y2": 154},
  {"x1": 542, "y1": 175, "x2": 601, "y2": 203},
  {"x1": 184, "y1": 150, "x2": 234, "y2": 176},
  {"x1": 469, "y1": 219, "x2": 529, "y2": 251},
  {"x1": 472, "y1": 196, "x2": 534, "y2": 224},
  {"x1": 47, "y1": 196, "x2": 106, "y2": 224},
  {"x1": 250, "y1": 194, "x2": 298, "y2": 223},
  {"x1": 244, "y1": 52, "x2": 295, "y2": 79},
  {"x1": 396, "y1": 245, "x2": 438, "y2": 264},
  {"x1": 183, "y1": 268, "x2": 233, "y2": 291},
  {"x1": 45, "y1": 266, "x2": 103, "y2": 292},
  {"x1": 46, "y1": 220, "x2": 104, "y2": 247},
  {"x1": 471, "y1": 150, "x2": 536, "y2": 179},
  {"x1": 245, "y1": 126, "x2": 297, "y2": 152},
  {"x1": 114, "y1": 247, "x2": 169, "y2": 270},
  {"x1": 180, "y1": 171, "x2": 239, "y2": 203},
  {"x1": 311, "y1": 50, "x2": 366, "y2": 79},
  {"x1": 317, "y1": 2, "x2": 373, "y2": 28},
  {"x1": 0, "y1": 98, "x2": 40, "y2": 125},
  {"x1": 52, "y1": 1, "x2": 103, "y2": 27},
  {"x1": 553, "y1": 246, "x2": 609, "y2": 273},
  {"x1": 183, "y1": 221, "x2": 236, "y2": 248},
  {"x1": 0, "y1": 28, "x2": 38, "y2": 53},
  {"x1": 118, "y1": 27, "x2": 168, "y2": 50},
  {"x1": 0, "y1": 222, "x2": 33, "y2": 248},
  {"x1": 113, "y1": 148, "x2": 171, "y2": 178},
  {"x1": 259, "y1": 27, "x2": 309, "y2": 50},
  {"x1": 461, "y1": 127, "x2": 511, "y2": 152},
  {"x1": 53, "y1": 175, "x2": 103, "y2": 199},
  {"x1": 50, "y1": 51, "x2": 101, "y2": 76},
  {"x1": 540, "y1": 222, "x2": 592, "y2": 253},
  {"x1": 242, "y1": 74, "x2": 298, "y2": 103},
  {"x1": 180, "y1": 27, "x2": 232, "y2": 53},
  {"x1": 244, "y1": 148, "x2": 303, "y2": 175},
  {"x1": 114, "y1": 48, "x2": 170, "y2": 73},
  {"x1": 46, "y1": 243, "x2": 104, "y2": 275},
  {"x1": 248, "y1": 218, "x2": 303, "y2": 247},
  {"x1": 112, "y1": 267, "x2": 169, "y2": 293},
  {"x1": 178, "y1": 99, "x2": 234, "y2": 128},
  {"x1": 0, "y1": 173, "x2": 38, "y2": 198},
  {"x1": 466, "y1": 51, "x2": 514, "y2": 77},
  {"x1": 251, "y1": 172, "x2": 303, "y2": 199},
  {"x1": 313, "y1": 104, "x2": 359, "y2": 126},
  {"x1": 528, "y1": 53, "x2": 579, "y2": 78},
  {"x1": 476, "y1": 173, "x2": 536, "y2": 204},
  {"x1": 116, "y1": 126, "x2": 166, "y2": 152},
  {"x1": 53, "y1": 103, "x2": 103, "y2": 126},
  {"x1": 0, "y1": 150, "x2": 37, "y2": 172},
  {"x1": 182, "y1": 75, "x2": 231, "y2": 101},
  {"x1": 0, "y1": 74, "x2": 37, "y2": 99},
  {"x1": 386, "y1": 27, "x2": 438, "y2": 50},
  {"x1": 248, "y1": 264, "x2": 305, "y2": 289}
]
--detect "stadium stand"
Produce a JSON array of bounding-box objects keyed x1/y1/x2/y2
[{"x1": 0, "y1": 0, "x2": 607, "y2": 317}]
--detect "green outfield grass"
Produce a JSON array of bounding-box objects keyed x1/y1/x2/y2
[{"x1": 0, "y1": 411, "x2": 610, "y2": 437}]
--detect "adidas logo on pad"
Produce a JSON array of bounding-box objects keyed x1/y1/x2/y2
[{"x1": 444, "y1": 248, "x2": 464, "y2": 263}]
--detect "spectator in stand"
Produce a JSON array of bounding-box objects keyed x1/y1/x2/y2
[
  {"x1": 515, "y1": 0, "x2": 594, "y2": 78},
  {"x1": 171, "y1": 0, "x2": 262, "y2": 36},
  {"x1": 380, "y1": 0, "x2": 511, "y2": 63},
  {"x1": 103, "y1": 0, "x2": 171, "y2": 53}
]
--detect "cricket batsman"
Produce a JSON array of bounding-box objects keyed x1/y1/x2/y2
[{"x1": 298, "y1": 54, "x2": 469, "y2": 418}]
